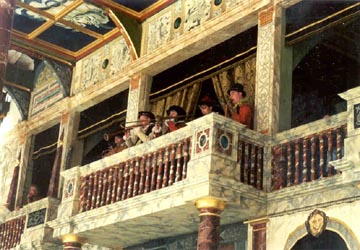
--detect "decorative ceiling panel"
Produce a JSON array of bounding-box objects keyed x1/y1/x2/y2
[{"x1": 10, "y1": 0, "x2": 173, "y2": 63}]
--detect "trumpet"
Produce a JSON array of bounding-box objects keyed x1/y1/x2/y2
[{"x1": 103, "y1": 124, "x2": 143, "y2": 141}]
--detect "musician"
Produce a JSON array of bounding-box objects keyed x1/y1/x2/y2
[
  {"x1": 152, "y1": 105, "x2": 187, "y2": 137},
  {"x1": 124, "y1": 111, "x2": 156, "y2": 147},
  {"x1": 226, "y1": 83, "x2": 252, "y2": 129}
]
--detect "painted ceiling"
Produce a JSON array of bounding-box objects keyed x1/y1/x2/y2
[{"x1": 10, "y1": 0, "x2": 173, "y2": 64}]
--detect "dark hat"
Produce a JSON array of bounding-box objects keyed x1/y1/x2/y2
[
  {"x1": 227, "y1": 83, "x2": 246, "y2": 97},
  {"x1": 198, "y1": 95, "x2": 215, "y2": 106},
  {"x1": 166, "y1": 105, "x2": 187, "y2": 117},
  {"x1": 138, "y1": 111, "x2": 155, "y2": 120}
]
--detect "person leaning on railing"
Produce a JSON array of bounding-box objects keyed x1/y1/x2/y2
[{"x1": 225, "y1": 83, "x2": 253, "y2": 129}]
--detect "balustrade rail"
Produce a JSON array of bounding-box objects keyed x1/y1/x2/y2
[
  {"x1": 238, "y1": 138, "x2": 264, "y2": 190},
  {"x1": 79, "y1": 138, "x2": 191, "y2": 212},
  {"x1": 271, "y1": 124, "x2": 347, "y2": 190},
  {"x1": 0, "y1": 215, "x2": 26, "y2": 249}
]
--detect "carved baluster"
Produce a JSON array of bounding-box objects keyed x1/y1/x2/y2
[
  {"x1": 86, "y1": 174, "x2": 93, "y2": 211},
  {"x1": 336, "y1": 127, "x2": 342, "y2": 160},
  {"x1": 182, "y1": 138, "x2": 190, "y2": 180},
  {"x1": 302, "y1": 138, "x2": 308, "y2": 183},
  {"x1": 244, "y1": 142, "x2": 249, "y2": 185},
  {"x1": 116, "y1": 163, "x2": 124, "y2": 201},
  {"x1": 162, "y1": 147, "x2": 169, "y2": 188},
  {"x1": 310, "y1": 137, "x2": 316, "y2": 181},
  {"x1": 111, "y1": 166, "x2": 119, "y2": 203},
  {"x1": 169, "y1": 144, "x2": 176, "y2": 186},
  {"x1": 150, "y1": 151, "x2": 158, "y2": 191},
  {"x1": 96, "y1": 171, "x2": 103, "y2": 208},
  {"x1": 145, "y1": 154, "x2": 152, "y2": 193},
  {"x1": 156, "y1": 149, "x2": 164, "y2": 190},
  {"x1": 132, "y1": 158, "x2": 140, "y2": 197},
  {"x1": 250, "y1": 144, "x2": 256, "y2": 187},
  {"x1": 127, "y1": 160, "x2": 135, "y2": 198},
  {"x1": 286, "y1": 143, "x2": 292, "y2": 187},
  {"x1": 100, "y1": 169, "x2": 108, "y2": 207},
  {"x1": 239, "y1": 141, "x2": 244, "y2": 183},
  {"x1": 139, "y1": 156, "x2": 146, "y2": 194},
  {"x1": 4, "y1": 220, "x2": 9, "y2": 248},
  {"x1": 122, "y1": 161, "x2": 130, "y2": 200},
  {"x1": 327, "y1": 130, "x2": 333, "y2": 177},
  {"x1": 175, "y1": 142, "x2": 183, "y2": 182},
  {"x1": 106, "y1": 167, "x2": 114, "y2": 205},
  {"x1": 9, "y1": 220, "x2": 14, "y2": 248},
  {"x1": 79, "y1": 176, "x2": 88, "y2": 212},
  {"x1": 294, "y1": 140, "x2": 300, "y2": 185},
  {"x1": 256, "y1": 146, "x2": 263, "y2": 190},
  {"x1": 91, "y1": 173, "x2": 98, "y2": 210},
  {"x1": 319, "y1": 134, "x2": 325, "y2": 178}
]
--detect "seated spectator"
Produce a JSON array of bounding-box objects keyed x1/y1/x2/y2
[
  {"x1": 226, "y1": 83, "x2": 252, "y2": 129},
  {"x1": 124, "y1": 111, "x2": 156, "y2": 147}
]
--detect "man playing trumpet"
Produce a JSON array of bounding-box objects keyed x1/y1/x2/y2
[{"x1": 124, "y1": 111, "x2": 157, "y2": 147}]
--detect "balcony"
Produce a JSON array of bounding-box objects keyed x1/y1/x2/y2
[
  {"x1": 0, "y1": 197, "x2": 60, "y2": 249},
  {"x1": 46, "y1": 112, "x2": 348, "y2": 248},
  {"x1": 49, "y1": 113, "x2": 268, "y2": 248}
]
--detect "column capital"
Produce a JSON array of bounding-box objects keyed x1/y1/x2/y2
[
  {"x1": 61, "y1": 234, "x2": 85, "y2": 244},
  {"x1": 195, "y1": 196, "x2": 226, "y2": 212}
]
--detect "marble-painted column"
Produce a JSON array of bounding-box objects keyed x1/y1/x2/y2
[
  {"x1": 126, "y1": 73, "x2": 152, "y2": 123},
  {"x1": 195, "y1": 196, "x2": 226, "y2": 250},
  {"x1": 254, "y1": 5, "x2": 287, "y2": 135},
  {"x1": 247, "y1": 218, "x2": 268, "y2": 250},
  {"x1": 0, "y1": 0, "x2": 15, "y2": 98},
  {"x1": 62, "y1": 234, "x2": 84, "y2": 250},
  {"x1": 60, "y1": 110, "x2": 83, "y2": 170},
  {"x1": 338, "y1": 86, "x2": 360, "y2": 169}
]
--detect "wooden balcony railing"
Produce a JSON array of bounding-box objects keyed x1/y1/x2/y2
[
  {"x1": 238, "y1": 138, "x2": 264, "y2": 190},
  {"x1": 79, "y1": 137, "x2": 192, "y2": 212},
  {"x1": 271, "y1": 122, "x2": 347, "y2": 191},
  {"x1": 0, "y1": 215, "x2": 26, "y2": 249}
]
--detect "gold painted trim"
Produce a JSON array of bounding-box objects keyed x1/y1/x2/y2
[
  {"x1": 74, "y1": 29, "x2": 120, "y2": 58},
  {"x1": 77, "y1": 109, "x2": 127, "y2": 134},
  {"x1": 286, "y1": 2, "x2": 360, "y2": 38},
  {"x1": 199, "y1": 212, "x2": 221, "y2": 217},
  {"x1": 195, "y1": 196, "x2": 226, "y2": 211},
  {"x1": 53, "y1": 0, "x2": 84, "y2": 21},
  {"x1": 59, "y1": 19, "x2": 102, "y2": 39},
  {"x1": 28, "y1": 21, "x2": 54, "y2": 40},
  {"x1": 16, "y1": 1, "x2": 54, "y2": 19},
  {"x1": 11, "y1": 39, "x2": 74, "y2": 66},
  {"x1": 32, "y1": 142, "x2": 58, "y2": 155},
  {"x1": 4, "y1": 80, "x2": 31, "y2": 92},
  {"x1": 150, "y1": 47, "x2": 256, "y2": 97},
  {"x1": 108, "y1": 9, "x2": 138, "y2": 60},
  {"x1": 244, "y1": 217, "x2": 269, "y2": 225},
  {"x1": 137, "y1": 0, "x2": 173, "y2": 21},
  {"x1": 61, "y1": 234, "x2": 85, "y2": 244}
]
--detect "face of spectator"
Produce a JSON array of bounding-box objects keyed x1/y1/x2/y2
[
  {"x1": 114, "y1": 136, "x2": 123, "y2": 145},
  {"x1": 28, "y1": 185, "x2": 38, "y2": 197},
  {"x1": 199, "y1": 105, "x2": 213, "y2": 115},
  {"x1": 139, "y1": 115, "x2": 151, "y2": 127},
  {"x1": 169, "y1": 110, "x2": 178, "y2": 118},
  {"x1": 229, "y1": 90, "x2": 243, "y2": 104}
]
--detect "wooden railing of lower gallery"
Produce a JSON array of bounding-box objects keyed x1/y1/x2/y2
[
  {"x1": 79, "y1": 137, "x2": 192, "y2": 212},
  {"x1": 238, "y1": 138, "x2": 264, "y2": 190},
  {"x1": 0, "y1": 215, "x2": 26, "y2": 249},
  {"x1": 271, "y1": 123, "x2": 347, "y2": 191}
]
